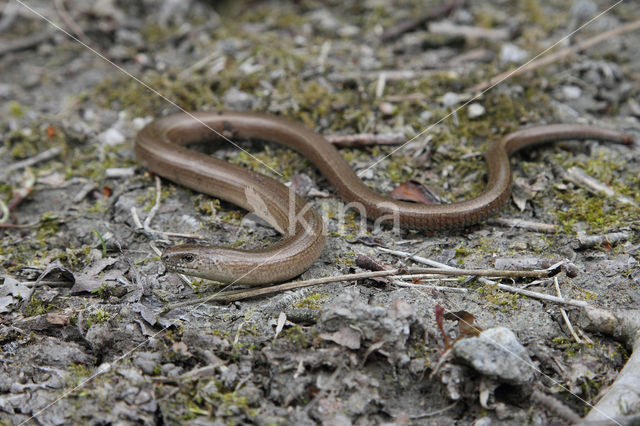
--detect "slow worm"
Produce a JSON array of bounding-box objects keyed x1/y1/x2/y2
[{"x1": 134, "y1": 112, "x2": 632, "y2": 284}]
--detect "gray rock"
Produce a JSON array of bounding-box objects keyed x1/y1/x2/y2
[
  {"x1": 453, "y1": 327, "x2": 534, "y2": 385},
  {"x1": 133, "y1": 352, "x2": 161, "y2": 375},
  {"x1": 562, "y1": 85, "x2": 582, "y2": 100},
  {"x1": 98, "y1": 127, "x2": 125, "y2": 146},
  {"x1": 223, "y1": 88, "x2": 256, "y2": 110},
  {"x1": 500, "y1": 43, "x2": 527, "y2": 64},
  {"x1": 467, "y1": 103, "x2": 486, "y2": 119},
  {"x1": 236, "y1": 382, "x2": 262, "y2": 407},
  {"x1": 30, "y1": 336, "x2": 95, "y2": 368}
]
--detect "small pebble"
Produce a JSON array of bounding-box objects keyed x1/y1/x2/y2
[
  {"x1": 419, "y1": 110, "x2": 434, "y2": 122},
  {"x1": 467, "y1": 103, "x2": 486, "y2": 119},
  {"x1": 442, "y1": 92, "x2": 459, "y2": 108},
  {"x1": 562, "y1": 85, "x2": 582, "y2": 100},
  {"x1": 132, "y1": 116, "x2": 153, "y2": 130},
  {"x1": 453, "y1": 326, "x2": 534, "y2": 385},
  {"x1": 500, "y1": 43, "x2": 527, "y2": 63},
  {"x1": 379, "y1": 102, "x2": 396, "y2": 116},
  {"x1": 224, "y1": 87, "x2": 256, "y2": 110},
  {"x1": 99, "y1": 127, "x2": 125, "y2": 146}
]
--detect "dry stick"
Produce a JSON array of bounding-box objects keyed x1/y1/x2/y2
[
  {"x1": 486, "y1": 218, "x2": 558, "y2": 234},
  {"x1": 0, "y1": 30, "x2": 53, "y2": 56},
  {"x1": 0, "y1": 221, "x2": 39, "y2": 229},
  {"x1": 429, "y1": 21, "x2": 512, "y2": 41},
  {"x1": 1, "y1": 147, "x2": 61, "y2": 177},
  {"x1": 378, "y1": 247, "x2": 589, "y2": 307},
  {"x1": 0, "y1": 200, "x2": 8, "y2": 224},
  {"x1": 564, "y1": 167, "x2": 637, "y2": 207},
  {"x1": 327, "y1": 69, "x2": 452, "y2": 83},
  {"x1": 53, "y1": 0, "x2": 89, "y2": 47},
  {"x1": 143, "y1": 176, "x2": 162, "y2": 231},
  {"x1": 554, "y1": 276, "x2": 582, "y2": 344},
  {"x1": 130, "y1": 190, "x2": 204, "y2": 240},
  {"x1": 391, "y1": 281, "x2": 469, "y2": 293},
  {"x1": 139, "y1": 186, "x2": 194, "y2": 288},
  {"x1": 577, "y1": 232, "x2": 630, "y2": 250},
  {"x1": 162, "y1": 266, "x2": 567, "y2": 312},
  {"x1": 409, "y1": 401, "x2": 459, "y2": 420},
  {"x1": 470, "y1": 17, "x2": 640, "y2": 92}
]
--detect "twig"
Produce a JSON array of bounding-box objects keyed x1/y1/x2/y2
[
  {"x1": 327, "y1": 69, "x2": 454, "y2": 83},
  {"x1": 161, "y1": 265, "x2": 575, "y2": 312},
  {"x1": 143, "y1": 176, "x2": 162, "y2": 231},
  {"x1": 0, "y1": 30, "x2": 53, "y2": 56},
  {"x1": 393, "y1": 274, "x2": 460, "y2": 281},
  {"x1": 53, "y1": 0, "x2": 89, "y2": 47},
  {"x1": 379, "y1": 248, "x2": 589, "y2": 307},
  {"x1": 493, "y1": 283, "x2": 588, "y2": 307},
  {"x1": 576, "y1": 232, "x2": 630, "y2": 250},
  {"x1": 564, "y1": 167, "x2": 636, "y2": 206},
  {"x1": 554, "y1": 276, "x2": 581, "y2": 344},
  {"x1": 105, "y1": 167, "x2": 136, "y2": 178},
  {"x1": 380, "y1": 0, "x2": 460, "y2": 42},
  {"x1": 486, "y1": 218, "x2": 558, "y2": 234},
  {"x1": 130, "y1": 207, "x2": 144, "y2": 229},
  {"x1": 1, "y1": 147, "x2": 61, "y2": 178},
  {"x1": 0, "y1": 221, "x2": 39, "y2": 229},
  {"x1": 470, "y1": 17, "x2": 640, "y2": 92},
  {"x1": 429, "y1": 21, "x2": 512, "y2": 41},
  {"x1": 408, "y1": 401, "x2": 459, "y2": 419},
  {"x1": 0, "y1": 200, "x2": 8, "y2": 224},
  {"x1": 391, "y1": 281, "x2": 469, "y2": 293},
  {"x1": 324, "y1": 132, "x2": 405, "y2": 147},
  {"x1": 4, "y1": 169, "x2": 35, "y2": 221},
  {"x1": 72, "y1": 182, "x2": 98, "y2": 203}
]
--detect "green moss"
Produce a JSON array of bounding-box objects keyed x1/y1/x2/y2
[
  {"x1": 294, "y1": 292, "x2": 329, "y2": 310},
  {"x1": 24, "y1": 297, "x2": 56, "y2": 316},
  {"x1": 86, "y1": 309, "x2": 111, "y2": 327},
  {"x1": 193, "y1": 194, "x2": 221, "y2": 216},
  {"x1": 553, "y1": 152, "x2": 640, "y2": 234},
  {"x1": 555, "y1": 191, "x2": 638, "y2": 234},
  {"x1": 519, "y1": 0, "x2": 544, "y2": 25},
  {"x1": 37, "y1": 212, "x2": 60, "y2": 239},
  {"x1": 478, "y1": 283, "x2": 519, "y2": 312},
  {"x1": 281, "y1": 324, "x2": 311, "y2": 348},
  {"x1": 8, "y1": 100, "x2": 25, "y2": 118},
  {"x1": 54, "y1": 246, "x2": 92, "y2": 269}
]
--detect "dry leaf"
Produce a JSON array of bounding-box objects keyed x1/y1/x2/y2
[
  {"x1": 390, "y1": 180, "x2": 439, "y2": 204},
  {"x1": 274, "y1": 312, "x2": 286, "y2": 341},
  {"x1": 320, "y1": 326, "x2": 361, "y2": 350}
]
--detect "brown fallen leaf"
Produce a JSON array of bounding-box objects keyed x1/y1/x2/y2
[
  {"x1": 355, "y1": 254, "x2": 391, "y2": 271},
  {"x1": 444, "y1": 310, "x2": 482, "y2": 337},
  {"x1": 390, "y1": 180, "x2": 440, "y2": 204}
]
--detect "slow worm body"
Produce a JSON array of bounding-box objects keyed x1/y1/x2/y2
[{"x1": 135, "y1": 112, "x2": 632, "y2": 284}]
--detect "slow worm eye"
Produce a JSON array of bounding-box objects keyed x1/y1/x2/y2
[{"x1": 183, "y1": 254, "x2": 195, "y2": 263}]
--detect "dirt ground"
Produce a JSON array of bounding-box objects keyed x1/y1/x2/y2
[{"x1": 1, "y1": 0, "x2": 639, "y2": 424}]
